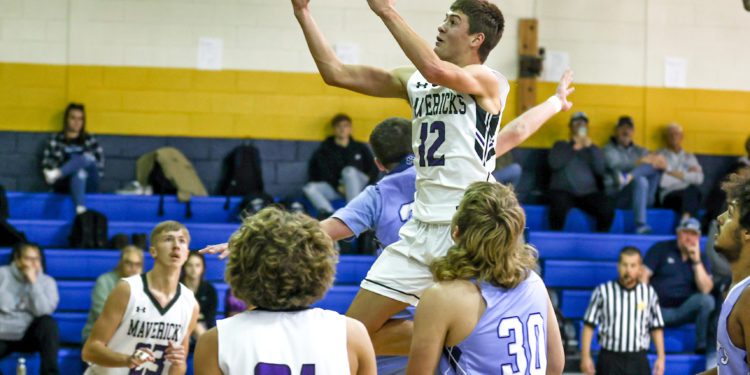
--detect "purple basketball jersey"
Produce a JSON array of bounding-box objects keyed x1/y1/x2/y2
[
  {"x1": 716, "y1": 275, "x2": 750, "y2": 375},
  {"x1": 439, "y1": 272, "x2": 550, "y2": 374}
]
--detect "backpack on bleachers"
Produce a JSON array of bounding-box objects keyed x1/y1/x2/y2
[
  {"x1": 219, "y1": 144, "x2": 265, "y2": 209},
  {"x1": 69, "y1": 210, "x2": 108, "y2": 249}
]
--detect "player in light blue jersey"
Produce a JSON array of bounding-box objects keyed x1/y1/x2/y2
[
  {"x1": 407, "y1": 181, "x2": 564, "y2": 374},
  {"x1": 701, "y1": 167, "x2": 750, "y2": 375}
]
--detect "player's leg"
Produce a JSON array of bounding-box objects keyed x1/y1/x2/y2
[{"x1": 346, "y1": 289, "x2": 410, "y2": 355}]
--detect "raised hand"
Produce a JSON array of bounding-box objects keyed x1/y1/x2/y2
[
  {"x1": 555, "y1": 69, "x2": 575, "y2": 112},
  {"x1": 291, "y1": 0, "x2": 310, "y2": 13},
  {"x1": 367, "y1": 0, "x2": 396, "y2": 17},
  {"x1": 165, "y1": 341, "x2": 186, "y2": 366},
  {"x1": 199, "y1": 243, "x2": 230, "y2": 260}
]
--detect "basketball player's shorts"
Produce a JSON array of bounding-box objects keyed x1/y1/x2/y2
[{"x1": 360, "y1": 218, "x2": 453, "y2": 306}]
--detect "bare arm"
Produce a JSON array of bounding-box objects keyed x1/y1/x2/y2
[
  {"x1": 579, "y1": 325, "x2": 596, "y2": 375},
  {"x1": 292, "y1": 0, "x2": 409, "y2": 99},
  {"x1": 496, "y1": 71, "x2": 574, "y2": 157},
  {"x1": 83, "y1": 281, "x2": 151, "y2": 368},
  {"x1": 693, "y1": 262, "x2": 714, "y2": 294},
  {"x1": 368, "y1": 1, "x2": 500, "y2": 111},
  {"x1": 167, "y1": 303, "x2": 199, "y2": 375},
  {"x1": 194, "y1": 328, "x2": 222, "y2": 375},
  {"x1": 650, "y1": 328, "x2": 665, "y2": 375},
  {"x1": 345, "y1": 317, "x2": 377, "y2": 375},
  {"x1": 546, "y1": 298, "x2": 565, "y2": 375},
  {"x1": 407, "y1": 285, "x2": 453, "y2": 374},
  {"x1": 320, "y1": 218, "x2": 356, "y2": 242}
]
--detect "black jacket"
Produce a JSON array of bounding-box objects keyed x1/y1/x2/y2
[{"x1": 308, "y1": 137, "x2": 377, "y2": 188}]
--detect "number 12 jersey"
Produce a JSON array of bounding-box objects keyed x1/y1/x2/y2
[{"x1": 406, "y1": 67, "x2": 510, "y2": 224}]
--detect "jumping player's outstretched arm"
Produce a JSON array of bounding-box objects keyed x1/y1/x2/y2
[
  {"x1": 292, "y1": 0, "x2": 412, "y2": 99},
  {"x1": 83, "y1": 281, "x2": 155, "y2": 368},
  {"x1": 495, "y1": 70, "x2": 575, "y2": 157},
  {"x1": 367, "y1": 0, "x2": 502, "y2": 113}
]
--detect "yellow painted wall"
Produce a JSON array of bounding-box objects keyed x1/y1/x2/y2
[{"x1": 1, "y1": 62, "x2": 748, "y2": 156}]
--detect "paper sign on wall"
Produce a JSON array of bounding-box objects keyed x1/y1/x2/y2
[
  {"x1": 542, "y1": 50, "x2": 570, "y2": 82},
  {"x1": 664, "y1": 57, "x2": 687, "y2": 88},
  {"x1": 334, "y1": 43, "x2": 359, "y2": 65},
  {"x1": 198, "y1": 37, "x2": 223, "y2": 70}
]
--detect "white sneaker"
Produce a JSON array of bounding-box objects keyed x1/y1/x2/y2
[
  {"x1": 43, "y1": 169, "x2": 61, "y2": 185},
  {"x1": 115, "y1": 181, "x2": 144, "y2": 195}
]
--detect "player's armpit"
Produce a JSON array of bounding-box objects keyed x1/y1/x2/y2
[
  {"x1": 194, "y1": 328, "x2": 223, "y2": 375},
  {"x1": 345, "y1": 317, "x2": 377, "y2": 375},
  {"x1": 737, "y1": 289, "x2": 750, "y2": 365},
  {"x1": 82, "y1": 281, "x2": 132, "y2": 367}
]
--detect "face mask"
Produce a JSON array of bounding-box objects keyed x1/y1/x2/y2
[{"x1": 577, "y1": 126, "x2": 588, "y2": 138}]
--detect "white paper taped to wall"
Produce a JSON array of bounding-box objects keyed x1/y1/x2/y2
[
  {"x1": 542, "y1": 50, "x2": 570, "y2": 82},
  {"x1": 664, "y1": 57, "x2": 687, "y2": 88},
  {"x1": 198, "y1": 37, "x2": 224, "y2": 71},
  {"x1": 334, "y1": 43, "x2": 359, "y2": 65}
]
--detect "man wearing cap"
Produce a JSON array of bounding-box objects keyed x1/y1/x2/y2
[
  {"x1": 603, "y1": 115, "x2": 668, "y2": 234},
  {"x1": 547, "y1": 111, "x2": 615, "y2": 232},
  {"x1": 642, "y1": 218, "x2": 715, "y2": 354}
]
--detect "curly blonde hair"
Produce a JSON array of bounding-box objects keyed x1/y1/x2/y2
[
  {"x1": 431, "y1": 181, "x2": 538, "y2": 288},
  {"x1": 225, "y1": 207, "x2": 337, "y2": 310}
]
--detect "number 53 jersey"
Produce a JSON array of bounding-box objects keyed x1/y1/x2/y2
[
  {"x1": 406, "y1": 68, "x2": 510, "y2": 224},
  {"x1": 217, "y1": 308, "x2": 349, "y2": 374},
  {"x1": 85, "y1": 274, "x2": 196, "y2": 375}
]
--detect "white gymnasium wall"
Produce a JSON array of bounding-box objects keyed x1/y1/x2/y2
[{"x1": 0, "y1": 0, "x2": 749, "y2": 90}]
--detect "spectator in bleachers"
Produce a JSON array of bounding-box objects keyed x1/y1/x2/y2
[
  {"x1": 303, "y1": 113, "x2": 378, "y2": 218},
  {"x1": 642, "y1": 217, "x2": 714, "y2": 354},
  {"x1": 81, "y1": 245, "x2": 143, "y2": 344},
  {"x1": 492, "y1": 152, "x2": 522, "y2": 187},
  {"x1": 603, "y1": 116, "x2": 667, "y2": 234},
  {"x1": 548, "y1": 112, "x2": 614, "y2": 232},
  {"x1": 224, "y1": 289, "x2": 247, "y2": 318},
  {"x1": 581, "y1": 246, "x2": 665, "y2": 375},
  {"x1": 181, "y1": 252, "x2": 217, "y2": 345},
  {"x1": 41, "y1": 103, "x2": 105, "y2": 215},
  {"x1": 657, "y1": 123, "x2": 704, "y2": 222},
  {"x1": 0, "y1": 243, "x2": 60, "y2": 375}
]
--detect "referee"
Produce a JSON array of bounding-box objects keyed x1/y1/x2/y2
[{"x1": 580, "y1": 246, "x2": 666, "y2": 375}]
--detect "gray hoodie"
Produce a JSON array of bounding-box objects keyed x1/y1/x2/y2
[
  {"x1": 602, "y1": 137, "x2": 649, "y2": 195},
  {"x1": 0, "y1": 264, "x2": 59, "y2": 340}
]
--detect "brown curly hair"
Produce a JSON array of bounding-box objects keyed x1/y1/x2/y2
[
  {"x1": 225, "y1": 207, "x2": 337, "y2": 310},
  {"x1": 431, "y1": 181, "x2": 538, "y2": 288},
  {"x1": 722, "y1": 166, "x2": 750, "y2": 231}
]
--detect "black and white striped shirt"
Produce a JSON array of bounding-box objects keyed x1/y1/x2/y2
[{"x1": 583, "y1": 280, "x2": 664, "y2": 352}]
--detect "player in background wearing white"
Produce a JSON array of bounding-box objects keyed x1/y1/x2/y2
[
  {"x1": 82, "y1": 221, "x2": 198, "y2": 375},
  {"x1": 700, "y1": 167, "x2": 750, "y2": 375},
  {"x1": 406, "y1": 181, "x2": 564, "y2": 374},
  {"x1": 193, "y1": 207, "x2": 376, "y2": 375},
  {"x1": 291, "y1": 0, "x2": 575, "y2": 356}
]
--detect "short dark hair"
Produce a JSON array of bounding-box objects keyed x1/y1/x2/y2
[
  {"x1": 619, "y1": 246, "x2": 642, "y2": 262},
  {"x1": 617, "y1": 115, "x2": 634, "y2": 129},
  {"x1": 369, "y1": 117, "x2": 412, "y2": 167},
  {"x1": 11, "y1": 242, "x2": 45, "y2": 271},
  {"x1": 722, "y1": 167, "x2": 750, "y2": 231},
  {"x1": 330, "y1": 113, "x2": 352, "y2": 127},
  {"x1": 450, "y1": 0, "x2": 505, "y2": 63}
]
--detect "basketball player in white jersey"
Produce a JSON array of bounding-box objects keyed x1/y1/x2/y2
[
  {"x1": 82, "y1": 221, "x2": 199, "y2": 375},
  {"x1": 193, "y1": 207, "x2": 376, "y2": 374},
  {"x1": 292, "y1": 0, "x2": 575, "y2": 355}
]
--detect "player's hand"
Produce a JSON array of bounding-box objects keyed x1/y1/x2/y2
[
  {"x1": 580, "y1": 355, "x2": 595, "y2": 375},
  {"x1": 164, "y1": 341, "x2": 186, "y2": 366},
  {"x1": 581, "y1": 356, "x2": 596, "y2": 375},
  {"x1": 127, "y1": 348, "x2": 155, "y2": 369},
  {"x1": 555, "y1": 69, "x2": 575, "y2": 112},
  {"x1": 653, "y1": 356, "x2": 665, "y2": 375},
  {"x1": 291, "y1": 0, "x2": 310, "y2": 16},
  {"x1": 199, "y1": 243, "x2": 230, "y2": 260},
  {"x1": 367, "y1": 0, "x2": 396, "y2": 17}
]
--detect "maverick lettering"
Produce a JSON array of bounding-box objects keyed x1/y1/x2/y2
[{"x1": 126, "y1": 319, "x2": 182, "y2": 341}]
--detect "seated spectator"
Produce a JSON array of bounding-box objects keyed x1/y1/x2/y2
[
  {"x1": 42, "y1": 103, "x2": 104, "y2": 214},
  {"x1": 225, "y1": 289, "x2": 247, "y2": 318},
  {"x1": 603, "y1": 116, "x2": 666, "y2": 234},
  {"x1": 492, "y1": 152, "x2": 522, "y2": 187},
  {"x1": 658, "y1": 123, "x2": 704, "y2": 222},
  {"x1": 642, "y1": 218, "x2": 715, "y2": 354},
  {"x1": 303, "y1": 114, "x2": 377, "y2": 218},
  {"x1": 0, "y1": 243, "x2": 60, "y2": 375},
  {"x1": 81, "y1": 245, "x2": 143, "y2": 343},
  {"x1": 581, "y1": 246, "x2": 665, "y2": 375},
  {"x1": 548, "y1": 112, "x2": 614, "y2": 232},
  {"x1": 181, "y1": 252, "x2": 217, "y2": 345}
]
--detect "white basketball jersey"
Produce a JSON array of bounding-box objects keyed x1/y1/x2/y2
[
  {"x1": 406, "y1": 68, "x2": 510, "y2": 223},
  {"x1": 85, "y1": 274, "x2": 196, "y2": 375},
  {"x1": 217, "y1": 308, "x2": 350, "y2": 374}
]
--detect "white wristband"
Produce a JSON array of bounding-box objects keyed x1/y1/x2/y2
[{"x1": 546, "y1": 95, "x2": 563, "y2": 113}]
